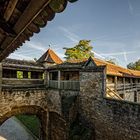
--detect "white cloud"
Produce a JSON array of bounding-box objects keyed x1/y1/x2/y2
[
  {"x1": 9, "y1": 53, "x2": 33, "y2": 60},
  {"x1": 100, "y1": 51, "x2": 136, "y2": 56},
  {"x1": 128, "y1": 0, "x2": 134, "y2": 15},
  {"x1": 58, "y1": 26, "x2": 80, "y2": 42},
  {"x1": 56, "y1": 52, "x2": 65, "y2": 60},
  {"x1": 91, "y1": 50, "x2": 105, "y2": 59},
  {"x1": 25, "y1": 41, "x2": 47, "y2": 52}
]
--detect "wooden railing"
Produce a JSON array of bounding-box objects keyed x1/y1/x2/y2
[
  {"x1": 49, "y1": 80, "x2": 80, "y2": 91},
  {"x1": 107, "y1": 83, "x2": 140, "y2": 91},
  {"x1": 106, "y1": 87, "x2": 123, "y2": 100},
  {"x1": 106, "y1": 83, "x2": 140, "y2": 102},
  {"x1": 49, "y1": 80, "x2": 59, "y2": 89},
  {"x1": 2, "y1": 78, "x2": 44, "y2": 88},
  {"x1": 60, "y1": 80, "x2": 80, "y2": 90}
]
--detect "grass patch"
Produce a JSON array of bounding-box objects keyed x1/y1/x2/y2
[{"x1": 16, "y1": 115, "x2": 40, "y2": 138}]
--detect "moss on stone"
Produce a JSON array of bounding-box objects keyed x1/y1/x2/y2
[{"x1": 16, "y1": 115, "x2": 40, "y2": 138}]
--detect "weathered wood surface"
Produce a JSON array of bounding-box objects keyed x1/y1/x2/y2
[
  {"x1": 4, "y1": 0, "x2": 18, "y2": 21},
  {"x1": 49, "y1": 80, "x2": 80, "y2": 90}
]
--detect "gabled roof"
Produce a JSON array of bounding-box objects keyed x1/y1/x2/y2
[
  {"x1": 50, "y1": 57, "x2": 140, "y2": 78},
  {"x1": 92, "y1": 58, "x2": 140, "y2": 77},
  {"x1": 83, "y1": 56, "x2": 97, "y2": 68},
  {"x1": 37, "y1": 49, "x2": 63, "y2": 64}
]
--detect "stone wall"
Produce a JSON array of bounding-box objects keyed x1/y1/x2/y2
[
  {"x1": 0, "y1": 63, "x2": 2, "y2": 92},
  {"x1": 0, "y1": 88, "x2": 67, "y2": 140},
  {"x1": 78, "y1": 66, "x2": 140, "y2": 140}
]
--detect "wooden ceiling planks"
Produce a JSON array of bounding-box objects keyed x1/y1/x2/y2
[
  {"x1": 0, "y1": 0, "x2": 68, "y2": 61},
  {"x1": 4, "y1": 0, "x2": 18, "y2": 22}
]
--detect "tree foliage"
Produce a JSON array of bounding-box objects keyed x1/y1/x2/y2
[
  {"x1": 127, "y1": 59, "x2": 140, "y2": 70},
  {"x1": 64, "y1": 40, "x2": 94, "y2": 60}
]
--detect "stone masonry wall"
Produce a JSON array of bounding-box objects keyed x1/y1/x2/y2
[
  {"x1": 0, "y1": 88, "x2": 68, "y2": 140},
  {"x1": 0, "y1": 89, "x2": 63, "y2": 121},
  {"x1": 79, "y1": 67, "x2": 140, "y2": 140}
]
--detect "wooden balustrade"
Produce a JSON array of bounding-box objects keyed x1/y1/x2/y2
[
  {"x1": 49, "y1": 80, "x2": 59, "y2": 89},
  {"x1": 60, "y1": 80, "x2": 80, "y2": 90},
  {"x1": 107, "y1": 83, "x2": 140, "y2": 91},
  {"x1": 49, "y1": 80, "x2": 80, "y2": 91},
  {"x1": 2, "y1": 78, "x2": 44, "y2": 88}
]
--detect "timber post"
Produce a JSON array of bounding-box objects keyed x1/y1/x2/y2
[
  {"x1": 114, "y1": 76, "x2": 117, "y2": 92},
  {"x1": 0, "y1": 63, "x2": 2, "y2": 92},
  {"x1": 123, "y1": 77, "x2": 125, "y2": 94},
  {"x1": 58, "y1": 71, "x2": 61, "y2": 89}
]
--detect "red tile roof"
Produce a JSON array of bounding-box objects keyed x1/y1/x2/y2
[
  {"x1": 37, "y1": 49, "x2": 63, "y2": 64},
  {"x1": 66, "y1": 58, "x2": 140, "y2": 78},
  {"x1": 93, "y1": 58, "x2": 140, "y2": 77}
]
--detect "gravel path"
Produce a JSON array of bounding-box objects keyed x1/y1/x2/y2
[{"x1": 0, "y1": 117, "x2": 35, "y2": 140}]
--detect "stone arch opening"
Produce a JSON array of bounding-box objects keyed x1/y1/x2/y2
[
  {"x1": 0, "y1": 105, "x2": 48, "y2": 140},
  {"x1": 0, "y1": 105, "x2": 68, "y2": 140}
]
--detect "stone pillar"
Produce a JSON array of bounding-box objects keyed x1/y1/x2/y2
[
  {"x1": 78, "y1": 66, "x2": 106, "y2": 140},
  {"x1": 44, "y1": 70, "x2": 49, "y2": 87},
  {"x1": 0, "y1": 63, "x2": 2, "y2": 92},
  {"x1": 58, "y1": 71, "x2": 61, "y2": 89}
]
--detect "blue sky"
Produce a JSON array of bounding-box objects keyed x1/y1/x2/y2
[{"x1": 9, "y1": 0, "x2": 140, "y2": 67}]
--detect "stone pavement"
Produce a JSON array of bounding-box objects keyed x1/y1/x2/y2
[{"x1": 0, "y1": 117, "x2": 35, "y2": 140}]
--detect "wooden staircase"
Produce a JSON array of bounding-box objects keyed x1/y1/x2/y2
[{"x1": 106, "y1": 87, "x2": 123, "y2": 100}]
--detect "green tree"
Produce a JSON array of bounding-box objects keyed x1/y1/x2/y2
[
  {"x1": 17, "y1": 71, "x2": 23, "y2": 79},
  {"x1": 127, "y1": 59, "x2": 140, "y2": 70},
  {"x1": 64, "y1": 40, "x2": 94, "y2": 60}
]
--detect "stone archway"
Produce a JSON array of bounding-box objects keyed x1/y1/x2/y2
[
  {"x1": 0, "y1": 105, "x2": 68, "y2": 140},
  {"x1": 0, "y1": 89, "x2": 68, "y2": 139},
  {"x1": 0, "y1": 105, "x2": 49, "y2": 140}
]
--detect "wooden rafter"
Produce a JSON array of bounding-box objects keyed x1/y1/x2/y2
[
  {"x1": 4, "y1": 0, "x2": 18, "y2": 21},
  {"x1": 0, "y1": 0, "x2": 68, "y2": 61},
  {"x1": 0, "y1": 0, "x2": 51, "y2": 50}
]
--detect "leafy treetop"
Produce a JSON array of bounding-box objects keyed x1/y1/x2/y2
[
  {"x1": 127, "y1": 59, "x2": 140, "y2": 70},
  {"x1": 64, "y1": 40, "x2": 94, "y2": 60}
]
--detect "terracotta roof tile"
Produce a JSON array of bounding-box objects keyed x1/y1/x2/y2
[
  {"x1": 37, "y1": 49, "x2": 63, "y2": 64},
  {"x1": 66, "y1": 58, "x2": 140, "y2": 78}
]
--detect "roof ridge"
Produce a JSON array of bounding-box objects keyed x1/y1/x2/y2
[{"x1": 37, "y1": 48, "x2": 63, "y2": 64}]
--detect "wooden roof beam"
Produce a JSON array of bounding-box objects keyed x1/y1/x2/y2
[
  {"x1": 0, "y1": 19, "x2": 16, "y2": 36},
  {"x1": 4, "y1": 0, "x2": 18, "y2": 22},
  {"x1": 14, "y1": 0, "x2": 51, "y2": 34},
  {"x1": 0, "y1": 0, "x2": 51, "y2": 54}
]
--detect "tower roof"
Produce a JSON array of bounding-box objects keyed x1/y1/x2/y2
[{"x1": 37, "y1": 49, "x2": 63, "y2": 64}]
